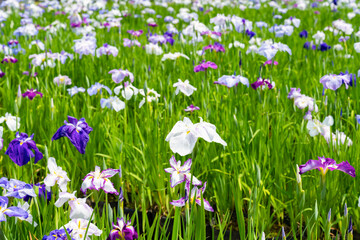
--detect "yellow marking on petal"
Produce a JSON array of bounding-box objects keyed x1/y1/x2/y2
[{"x1": 186, "y1": 131, "x2": 190, "y2": 134}]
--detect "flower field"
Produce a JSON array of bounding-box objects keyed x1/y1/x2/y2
[{"x1": 0, "y1": 0, "x2": 360, "y2": 239}]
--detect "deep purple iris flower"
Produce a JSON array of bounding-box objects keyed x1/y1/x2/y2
[
  {"x1": 245, "y1": 29, "x2": 256, "y2": 39},
  {"x1": 22, "y1": 89, "x2": 43, "y2": 100},
  {"x1": 164, "y1": 32, "x2": 175, "y2": 45},
  {"x1": 107, "y1": 218, "x2": 138, "y2": 240},
  {"x1": 148, "y1": 23, "x2": 158, "y2": 27},
  {"x1": 194, "y1": 60, "x2": 217, "y2": 72},
  {"x1": 52, "y1": 116, "x2": 93, "y2": 154},
  {"x1": 299, "y1": 30, "x2": 308, "y2": 38},
  {"x1": 203, "y1": 42, "x2": 225, "y2": 52},
  {"x1": 184, "y1": 104, "x2": 200, "y2": 112},
  {"x1": 0, "y1": 178, "x2": 36, "y2": 199},
  {"x1": 251, "y1": 78, "x2": 274, "y2": 90},
  {"x1": 0, "y1": 196, "x2": 29, "y2": 222},
  {"x1": 42, "y1": 229, "x2": 74, "y2": 240},
  {"x1": 24, "y1": 183, "x2": 52, "y2": 202},
  {"x1": 339, "y1": 71, "x2": 356, "y2": 87},
  {"x1": 5, "y1": 132, "x2": 43, "y2": 166},
  {"x1": 318, "y1": 42, "x2": 331, "y2": 51},
  {"x1": 8, "y1": 39, "x2": 19, "y2": 46},
  {"x1": 299, "y1": 157, "x2": 355, "y2": 177},
  {"x1": 1, "y1": 56, "x2": 18, "y2": 64}
]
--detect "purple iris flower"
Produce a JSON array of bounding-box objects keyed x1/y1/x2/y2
[
  {"x1": 24, "y1": 183, "x2": 52, "y2": 202},
  {"x1": 0, "y1": 178, "x2": 37, "y2": 199},
  {"x1": 52, "y1": 116, "x2": 93, "y2": 154},
  {"x1": 164, "y1": 16, "x2": 174, "y2": 22},
  {"x1": 194, "y1": 60, "x2": 217, "y2": 72},
  {"x1": 320, "y1": 74, "x2": 350, "y2": 90},
  {"x1": 5, "y1": 132, "x2": 43, "y2": 166},
  {"x1": 164, "y1": 156, "x2": 201, "y2": 188},
  {"x1": 8, "y1": 39, "x2": 19, "y2": 46},
  {"x1": 201, "y1": 31, "x2": 222, "y2": 37},
  {"x1": 245, "y1": 29, "x2": 256, "y2": 39},
  {"x1": 0, "y1": 196, "x2": 28, "y2": 222},
  {"x1": 164, "y1": 32, "x2": 175, "y2": 45},
  {"x1": 107, "y1": 218, "x2": 138, "y2": 240},
  {"x1": 299, "y1": 157, "x2": 355, "y2": 177},
  {"x1": 356, "y1": 115, "x2": 360, "y2": 124},
  {"x1": 251, "y1": 78, "x2": 274, "y2": 90},
  {"x1": 303, "y1": 42, "x2": 312, "y2": 49},
  {"x1": 1, "y1": 56, "x2": 18, "y2": 63},
  {"x1": 42, "y1": 229, "x2": 74, "y2": 240},
  {"x1": 318, "y1": 42, "x2": 331, "y2": 51},
  {"x1": 148, "y1": 33, "x2": 173, "y2": 45},
  {"x1": 171, "y1": 181, "x2": 214, "y2": 212},
  {"x1": 127, "y1": 30, "x2": 143, "y2": 37},
  {"x1": 339, "y1": 36, "x2": 349, "y2": 42},
  {"x1": 22, "y1": 89, "x2": 43, "y2": 100},
  {"x1": 22, "y1": 71, "x2": 38, "y2": 77},
  {"x1": 299, "y1": 30, "x2": 308, "y2": 38},
  {"x1": 148, "y1": 23, "x2": 158, "y2": 27},
  {"x1": 263, "y1": 60, "x2": 278, "y2": 66},
  {"x1": 123, "y1": 39, "x2": 141, "y2": 48},
  {"x1": 184, "y1": 104, "x2": 200, "y2": 112},
  {"x1": 311, "y1": 2, "x2": 318, "y2": 7},
  {"x1": 87, "y1": 82, "x2": 112, "y2": 96},
  {"x1": 0, "y1": 69, "x2": 5, "y2": 78},
  {"x1": 203, "y1": 42, "x2": 225, "y2": 53}
]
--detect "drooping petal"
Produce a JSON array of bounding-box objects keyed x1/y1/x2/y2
[
  {"x1": 298, "y1": 159, "x2": 325, "y2": 175},
  {"x1": 170, "y1": 197, "x2": 186, "y2": 207}
]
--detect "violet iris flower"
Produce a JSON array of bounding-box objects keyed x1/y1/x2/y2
[
  {"x1": 171, "y1": 181, "x2": 214, "y2": 212},
  {"x1": 215, "y1": 75, "x2": 249, "y2": 88},
  {"x1": 0, "y1": 178, "x2": 36, "y2": 199},
  {"x1": 0, "y1": 196, "x2": 28, "y2": 222},
  {"x1": 107, "y1": 218, "x2": 138, "y2": 240},
  {"x1": 245, "y1": 29, "x2": 256, "y2": 39},
  {"x1": 299, "y1": 157, "x2": 355, "y2": 177},
  {"x1": 184, "y1": 104, "x2": 200, "y2": 112},
  {"x1": 0, "y1": 69, "x2": 4, "y2": 78},
  {"x1": 24, "y1": 183, "x2": 52, "y2": 202},
  {"x1": 81, "y1": 166, "x2": 120, "y2": 194},
  {"x1": 251, "y1": 78, "x2": 274, "y2": 90},
  {"x1": 52, "y1": 116, "x2": 93, "y2": 154},
  {"x1": 108, "y1": 69, "x2": 134, "y2": 83},
  {"x1": 42, "y1": 229, "x2": 74, "y2": 240},
  {"x1": 339, "y1": 71, "x2": 356, "y2": 87},
  {"x1": 194, "y1": 60, "x2": 217, "y2": 72},
  {"x1": 123, "y1": 39, "x2": 141, "y2": 48},
  {"x1": 5, "y1": 132, "x2": 43, "y2": 166},
  {"x1": 320, "y1": 74, "x2": 350, "y2": 90},
  {"x1": 87, "y1": 82, "x2": 112, "y2": 96},
  {"x1": 22, "y1": 71, "x2": 38, "y2": 77},
  {"x1": 264, "y1": 60, "x2": 278, "y2": 66},
  {"x1": 148, "y1": 23, "x2": 158, "y2": 27},
  {"x1": 22, "y1": 89, "x2": 43, "y2": 100},
  {"x1": 318, "y1": 42, "x2": 331, "y2": 51},
  {"x1": 96, "y1": 43, "x2": 119, "y2": 57},
  {"x1": 127, "y1": 30, "x2": 143, "y2": 37},
  {"x1": 164, "y1": 156, "x2": 201, "y2": 188},
  {"x1": 203, "y1": 42, "x2": 225, "y2": 52},
  {"x1": 1, "y1": 56, "x2": 18, "y2": 63},
  {"x1": 299, "y1": 30, "x2": 308, "y2": 38}
]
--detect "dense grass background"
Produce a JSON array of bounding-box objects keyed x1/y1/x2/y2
[{"x1": 0, "y1": 1, "x2": 360, "y2": 239}]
